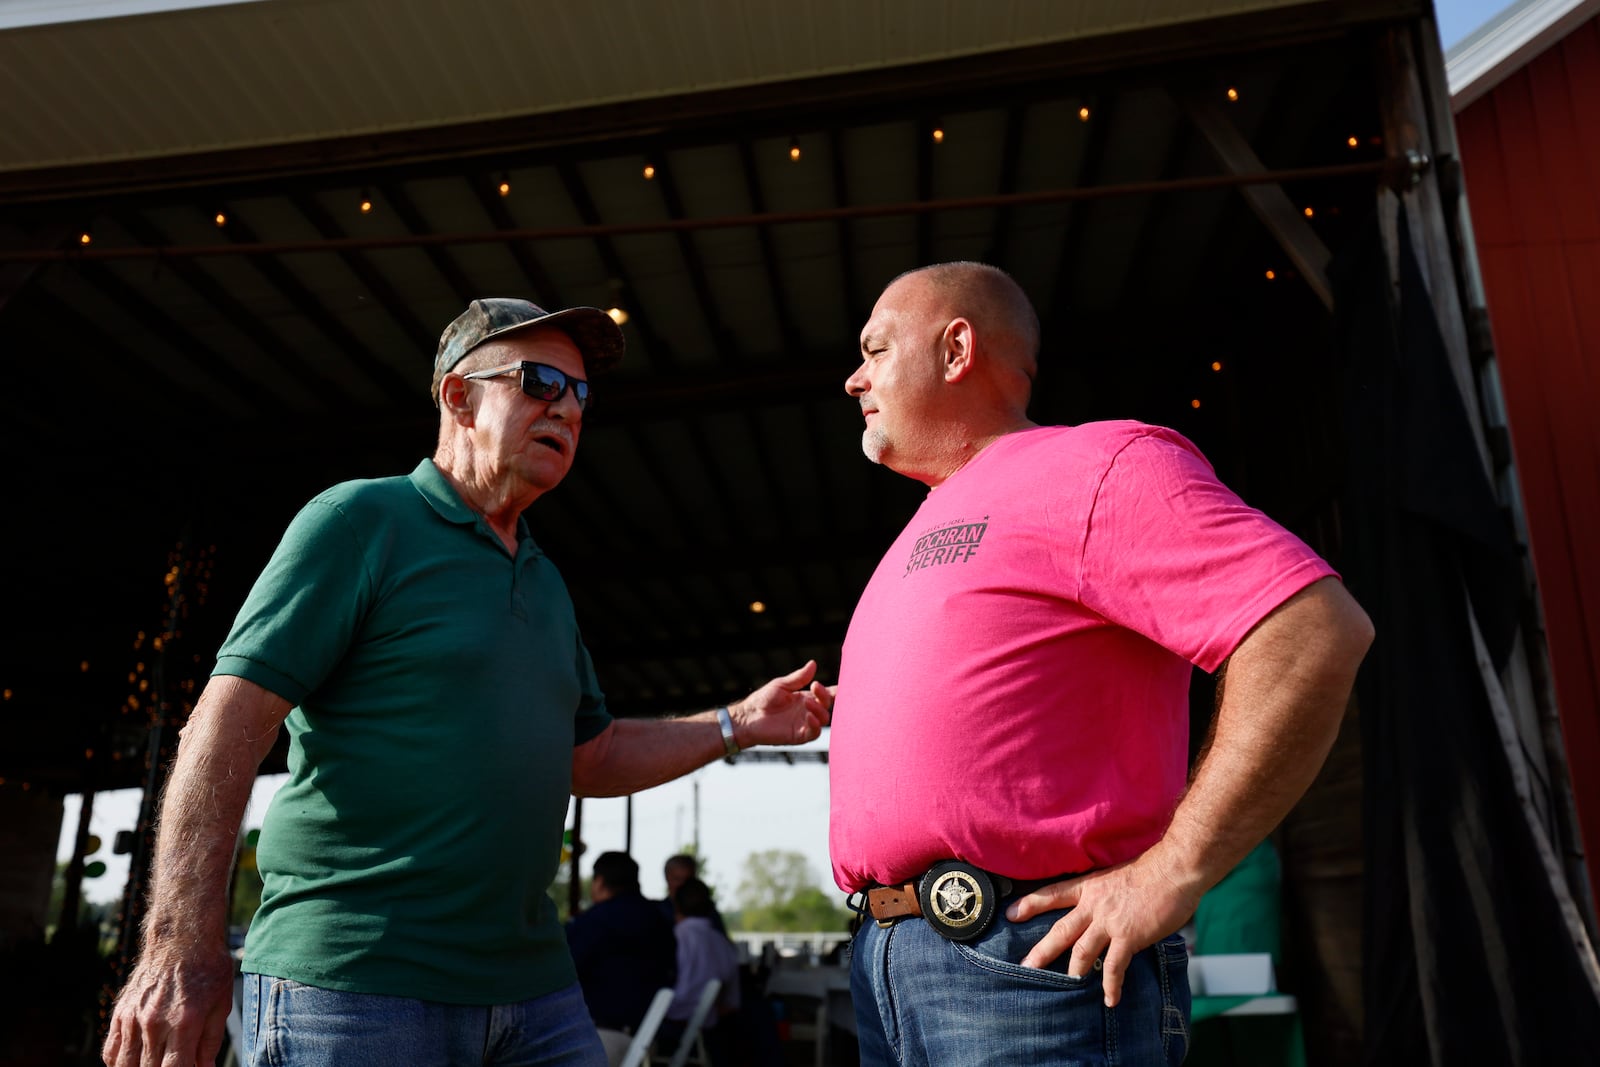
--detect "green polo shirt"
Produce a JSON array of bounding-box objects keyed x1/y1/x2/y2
[{"x1": 217, "y1": 458, "x2": 611, "y2": 1004}]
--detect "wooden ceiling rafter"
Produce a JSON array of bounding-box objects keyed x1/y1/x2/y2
[
  {"x1": 1103, "y1": 110, "x2": 1200, "y2": 313},
  {"x1": 213, "y1": 214, "x2": 415, "y2": 405},
  {"x1": 113, "y1": 212, "x2": 356, "y2": 401},
  {"x1": 377, "y1": 180, "x2": 477, "y2": 308},
  {"x1": 7, "y1": 287, "x2": 199, "y2": 426},
  {"x1": 916, "y1": 114, "x2": 936, "y2": 268},
  {"x1": 464, "y1": 169, "x2": 571, "y2": 317},
  {"x1": 287, "y1": 191, "x2": 438, "y2": 355},
  {"x1": 553, "y1": 161, "x2": 672, "y2": 368},
  {"x1": 650, "y1": 150, "x2": 739, "y2": 370},
  {"x1": 825, "y1": 126, "x2": 865, "y2": 330},
  {"x1": 66, "y1": 259, "x2": 266, "y2": 415},
  {"x1": 1046, "y1": 91, "x2": 1117, "y2": 328},
  {"x1": 982, "y1": 104, "x2": 1030, "y2": 268}
]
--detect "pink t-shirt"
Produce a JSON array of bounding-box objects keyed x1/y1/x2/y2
[{"x1": 829, "y1": 422, "x2": 1336, "y2": 892}]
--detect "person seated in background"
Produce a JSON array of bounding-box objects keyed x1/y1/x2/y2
[
  {"x1": 565, "y1": 852, "x2": 677, "y2": 1034},
  {"x1": 660, "y1": 878, "x2": 742, "y2": 1066},
  {"x1": 659, "y1": 853, "x2": 728, "y2": 934}
]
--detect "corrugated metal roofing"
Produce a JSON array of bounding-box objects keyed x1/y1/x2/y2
[{"x1": 0, "y1": 0, "x2": 1333, "y2": 172}]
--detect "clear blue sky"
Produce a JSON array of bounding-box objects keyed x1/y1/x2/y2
[{"x1": 1436, "y1": 0, "x2": 1520, "y2": 48}]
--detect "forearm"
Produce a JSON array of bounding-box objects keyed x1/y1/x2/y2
[
  {"x1": 139, "y1": 676, "x2": 287, "y2": 954},
  {"x1": 571, "y1": 662, "x2": 830, "y2": 796},
  {"x1": 571, "y1": 711, "x2": 726, "y2": 798},
  {"x1": 1148, "y1": 578, "x2": 1373, "y2": 896}
]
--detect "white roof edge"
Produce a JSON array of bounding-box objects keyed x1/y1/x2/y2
[
  {"x1": 0, "y1": 0, "x2": 265, "y2": 32},
  {"x1": 1447, "y1": 0, "x2": 1600, "y2": 111}
]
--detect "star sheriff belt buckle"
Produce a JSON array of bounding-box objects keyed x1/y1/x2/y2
[{"x1": 917, "y1": 860, "x2": 1008, "y2": 942}]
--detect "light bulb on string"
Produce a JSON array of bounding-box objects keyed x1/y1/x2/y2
[
  {"x1": 359, "y1": 188, "x2": 373, "y2": 214},
  {"x1": 932, "y1": 126, "x2": 945, "y2": 144},
  {"x1": 78, "y1": 231, "x2": 92, "y2": 246},
  {"x1": 642, "y1": 161, "x2": 656, "y2": 180},
  {"x1": 497, "y1": 173, "x2": 511, "y2": 197},
  {"x1": 1078, "y1": 106, "x2": 1091, "y2": 121},
  {"x1": 606, "y1": 307, "x2": 629, "y2": 326},
  {"x1": 1226, "y1": 87, "x2": 1240, "y2": 102},
  {"x1": 788, "y1": 136, "x2": 801, "y2": 162},
  {"x1": 1265, "y1": 269, "x2": 1276, "y2": 281},
  {"x1": 213, "y1": 210, "x2": 227, "y2": 228}
]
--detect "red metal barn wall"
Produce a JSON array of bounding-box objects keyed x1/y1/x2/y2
[{"x1": 1454, "y1": 13, "x2": 1600, "y2": 909}]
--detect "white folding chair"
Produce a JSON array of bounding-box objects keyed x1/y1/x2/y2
[
  {"x1": 618, "y1": 987, "x2": 676, "y2": 1067},
  {"x1": 665, "y1": 978, "x2": 723, "y2": 1067}
]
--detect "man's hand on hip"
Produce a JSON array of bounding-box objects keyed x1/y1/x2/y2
[{"x1": 1004, "y1": 855, "x2": 1201, "y2": 1008}]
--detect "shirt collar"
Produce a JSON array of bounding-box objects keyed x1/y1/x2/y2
[{"x1": 408, "y1": 458, "x2": 535, "y2": 547}]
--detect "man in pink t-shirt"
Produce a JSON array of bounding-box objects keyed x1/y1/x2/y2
[{"x1": 832, "y1": 262, "x2": 1372, "y2": 1066}]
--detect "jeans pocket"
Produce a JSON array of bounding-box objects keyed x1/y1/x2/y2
[
  {"x1": 949, "y1": 909, "x2": 1100, "y2": 990},
  {"x1": 1156, "y1": 933, "x2": 1191, "y2": 1066}
]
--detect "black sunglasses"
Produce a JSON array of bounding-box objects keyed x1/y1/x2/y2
[{"x1": 461, "y1": 361, "x2": 590, "y2": 411}]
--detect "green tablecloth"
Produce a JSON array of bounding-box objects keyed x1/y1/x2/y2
[{"x1": 1185, "y1": 841, "x2": 1307, "y2": 1067}]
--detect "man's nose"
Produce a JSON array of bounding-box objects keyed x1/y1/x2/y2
[{"x1": 845, "y1": 365, "x2": 867, "y2": 397}]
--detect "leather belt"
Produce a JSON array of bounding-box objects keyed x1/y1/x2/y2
[{"x1": 863, "y1": 860, "x2": 1016, "y2": 942}]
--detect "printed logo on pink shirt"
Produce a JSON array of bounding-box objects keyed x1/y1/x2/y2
[{"x1": 904, "y1": 517, "x2": 989, "y2": 576}]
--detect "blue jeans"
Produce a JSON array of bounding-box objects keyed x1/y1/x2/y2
[
  {"x1": 850, "y1": 905, "x2": 1190, "y2": 1066},
  {"x1": 241, "y1": 974, "x2": 608, "y2": 1067}
]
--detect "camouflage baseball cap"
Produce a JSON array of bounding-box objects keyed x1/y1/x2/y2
[{"x1": 433, "y1": 297, "x2": 625, "y2": 405}]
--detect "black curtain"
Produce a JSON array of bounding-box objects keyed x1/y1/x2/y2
[{"x1": 1335, "y1": 205, "x2": 1600, "y2": 1065}]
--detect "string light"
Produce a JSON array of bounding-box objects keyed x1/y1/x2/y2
[
  {"x1": 932, "y1": 127, "x2": 945, "y2": 143},
  {"x1": 80, "y1": 660, "x2": 89, "y2": 672},
  {"x1": 788, "y1": 136, "x2": 801, "y2": 162},
  {"x1": 79, "y1": 231, "x2": 92, "y2": 246},
  {"x1": 1078, "y1": 106, "x2": 1091, "y2": 121},
  {"x1": 642, "y1": 162, "x2": 656, "y2": 180},
  {"x1": 1211, "y1": 361, "x2": 1224, "y2": 372},
  {"x1": 1190, "y1": 399, "x2": 1202, "y2": 409},
  {"x1": 1347, "y1": 136, "x2": 1360, "y2": 148},
  {"x1": 497, "y1": 173, "x2": 511, "y2": 197},
  {"x1": 606, "y1": 307, "x2": 629, "y2": 326},
  {"x1": 1226, "y1": 87, "x2": 1240, "y2": 102},
  {"x1": 1304, "y1": 206, "x2": 1315, "y2": 218},
  {"x1": 749, "y1": 601, "x2": 767, "y2": 614},
  {"x1": 1265, "y1": 269, "x2": 1277, "y2": 280},
  {"x1": 213, "y1": 211, "x2": 227, "y2": 228},
  {"x1": 359, "y1": 188, "x2": 373, "y2": 214}
]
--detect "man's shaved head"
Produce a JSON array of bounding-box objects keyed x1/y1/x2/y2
[{"x1": 893, "y1": 261, "x2": 1040, "y2": 380}]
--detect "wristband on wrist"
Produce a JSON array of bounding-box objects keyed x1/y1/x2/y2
[{"x1": 716, "y1": 705, "x2": 740, "y2": 757}]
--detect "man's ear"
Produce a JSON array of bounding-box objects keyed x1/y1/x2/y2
[
  {"x1": 943, "y1": 317, "x2": 975, "y2": 383},
  {"x1": 439, "y1": 373, "x2": 475, "y2": 422}
]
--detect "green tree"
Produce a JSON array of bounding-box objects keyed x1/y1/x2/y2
[{"x1": 735, "y1": 849, "x2": 852, "y2": 933}]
